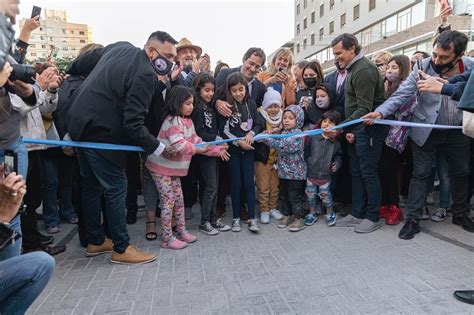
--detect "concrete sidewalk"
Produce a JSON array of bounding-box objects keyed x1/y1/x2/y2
[{"x1": 28, "y1": 200, "x2": 474, "y2": 314}]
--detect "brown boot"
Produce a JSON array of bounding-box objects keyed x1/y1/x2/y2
[
  {"x1": 111, "y1": 245, "x2": 157, "y2": 265},
  {"x1": 85, "y1": 238, "x2": 113, "y2": 257}
]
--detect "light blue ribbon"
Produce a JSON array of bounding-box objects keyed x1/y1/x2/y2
[{"x1": 21, "y1": 118, "x2": 462, "y2": 152}]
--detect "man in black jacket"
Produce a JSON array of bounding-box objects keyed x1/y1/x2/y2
[{"x1": 66, "y1": 31, "x2": 178, "y2": 265}]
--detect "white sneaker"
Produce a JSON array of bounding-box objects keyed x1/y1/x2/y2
[
  {"x1": 260, "y1": 212, "x2": 270, "y2": 224},
  {"x1": 270, "y1": 209, "x2": 283, "y2": 220},
  {"x1": 232, "y1": 218, "x2": 241, "y2": 232}
]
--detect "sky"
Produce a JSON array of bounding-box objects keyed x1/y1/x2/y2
[{"x1": 16, "y1": 0, "x2": 294, "y2": 68}]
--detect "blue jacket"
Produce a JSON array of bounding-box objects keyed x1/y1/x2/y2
[{"x1": 376, "y1": 57, "x2": 474, "y2": 147}]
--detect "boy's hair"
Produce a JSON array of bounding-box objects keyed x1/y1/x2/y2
[
  {"x1": 163, "y1": 85, "x2": 195, "y2": 119},
  {"x1": 225, "y1": 72, "x2": 249, "y2": 105},
  {"x1": 320, "y1": 110, "x2": 341, "y2": 125},
  {"x1": 193, "y1": 72, "x2": 215, "y2": 103}
]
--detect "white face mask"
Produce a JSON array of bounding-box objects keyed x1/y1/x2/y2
[{"x1": 315, "y1": 96, "x2": 330, "y2": 109}]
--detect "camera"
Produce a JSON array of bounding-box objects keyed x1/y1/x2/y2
[{"x1": 10, "y1": 64, "x2": 36, "y2": 84}]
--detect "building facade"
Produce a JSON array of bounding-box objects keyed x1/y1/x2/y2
[
  {"x1": 293, "y1": 0, "x2": 474, "y2": 70},
  {"x1": 19, "y1": 9, "x2": 93, "y2": 61}
]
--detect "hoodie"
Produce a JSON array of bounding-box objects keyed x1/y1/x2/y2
[
  {"x1": 264, "y1": 105, "x2": 307, "y2": 180},
  {"x1": 304, "y1": 82, "x2": 342, "y2": 126}
]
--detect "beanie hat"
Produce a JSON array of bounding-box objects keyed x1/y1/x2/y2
[{"x1": 262, "y1": 87, "x2": 282, "y2": 109}]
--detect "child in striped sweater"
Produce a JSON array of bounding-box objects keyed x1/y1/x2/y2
[{"x1": 146, "y1": 86, "x2": 228, "y2": 250}]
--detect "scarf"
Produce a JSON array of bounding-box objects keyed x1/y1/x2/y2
[{"x1": 258, "y1": 106, "x2": 282, "y2": 128}]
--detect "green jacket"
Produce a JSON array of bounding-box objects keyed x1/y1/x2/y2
[{"x1": 344, "y1": 55, "x2": 386, "y2": 124}]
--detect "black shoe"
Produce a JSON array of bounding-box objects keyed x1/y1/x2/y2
[
  {"x1": 452, "y1": 214, "x2": 474, "y2": 232},
  {"x1": 42, "y1": 244, "x2": 66, "y2": 256},
  {"x1": 398, "y1": 218, "x2": 420, "y2": 240},
  {"x1": 40, "y1": 234, "x2": 54, "y2": 246},
  {"x1": 453, "y1": 290, "x2": 474, "y2": 305}
]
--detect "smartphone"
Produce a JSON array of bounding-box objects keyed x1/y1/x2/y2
[
  {"x1": 31, "y1": 5, "x2": 41, "y2": 18},
  {"x1": 4, "y1": 150, "x2": 18, "y2": 176},
  {"x1": 439, "y1": 0, "x2": 451, "y2": 12},
  {"x1": 416, "y1": 59, "x2": 423, "y2": 80}
]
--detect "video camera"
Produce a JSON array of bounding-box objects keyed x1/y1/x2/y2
[{"x1": 0, "y1": 13, "x2": 36, "y2": 84}]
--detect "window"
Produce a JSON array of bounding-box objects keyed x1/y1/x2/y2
[
  {"x1": 30, "y1": 44, "x2": 36, "y2": 48},
  {"x1": 62, "y1": 29, "x2": 66, "y2": 34},
  {"x1": 70, "y1": 30, "x2": 74, "y2": 34},
  {"x1": 369, "y1": 0, "x2": 376, "y2": 11},
  {"x1": 49, "y1": 37, "x2": 53, "y2": 41},
  {"x1": 384, "y1": 15, "x2": 397, "y2": 37},
  {"x1": 353, "y1": 4, "x2": 360, "y2": 20},
  {"x1": 397, "y1": 8, "x2": 411, "y2": 32},
  {"x1": 303, "y1": 38, "x2": 307, "y2": 50},
  {"x1": 297, "y1": 24, "x2": 301, "y2": 35},
  {"x1": 311, "y1": 11, "x2": 315, "y2": 23},
  {"x1": 304, "y1": 0, "x2": 307, "y2": 9},
  {"x1": 304, "y1": 18, "x2": 307, "y2": 29},
  {"x1": 320, "y1": 4, "x2": 324, "y2": 17},
  {"x1": 41, "y1": 44, "x2": 46, "y2": 49},
  {"x1": 297, "y1": 3, "x2": 300, "y2": 15},
  {"x1": 329, "y1": 21, "x2": 334, "y2": 34},
  {"x1": 340, "y1": 13, "x2": 346, "y2": 27},
  {"x1": 39, "y1": 27, "x2": 43, "y2": 31},
  {"x1": 80, "y1": 39, "x2": 86, "y2": 43},
  {"x1": 40, "y1": 36, "x2": 44, "y2": 40},
  {"x1": 330, "y1": 0, "x2": 335, "y2": 10},
  {"x1": 31, "y1": 52, "x2": 37, "y2": 57},
  {"x1": 319, "y1": 27, "x2": 324, "y2": 41},
  {"x1": 297, "y1": 43, "x2": 300, "y2": 53},
  {"x1": 79, "y1": 31, "x2": 85, "y2": 35},
  {"x1": 311, "y1": 33, "x2": 315, "y2": 45}
]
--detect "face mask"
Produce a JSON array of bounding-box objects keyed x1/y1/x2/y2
[
  {"x1": 430, "y1": 57, "x2": 457, "y2": 74},
  {"x1": 315, "y1": 96, "x2": 330, "y2": 109},
  {"x1": 303, "y1": 77, "x2": 318, "y2": 89},
  {"x1": 385, "y1": 72, "x2": 399, "y2": 83},
  {"x1": 151, "y1": 49, "x2": 174, "y2": 76}
]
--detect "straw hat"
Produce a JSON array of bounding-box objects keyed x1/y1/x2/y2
[{"x1": 176, "y1": 38, "x2": 202, "y2": 58}]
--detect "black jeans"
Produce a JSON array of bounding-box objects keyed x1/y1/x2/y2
[
  {"x1": 348, "y1": 125, "x2": 386, "y2": 222},
  {"x1": 379, "y1": 144, "x2": 401, "y2": 206},
  {"x1": 21, "y1": 151, "x2": 42, "y2": 250},
  {"x1": 279, "y1": 179, "x2": 305, "y2": 219},
  {"x1": 407, "y1": 129, "x2": 470, "y2": 220},
  {"x1": 125, "y1": 152, "x2": 141, "y2": 213},
  {"x1": 228, "y1": 146, "x2": 255, "y2": 219},
  {"x1": 198, "y1": 156, "x2": 219, "y2": 224},
  {"x1": 76, "y1": 149, "x2": 129, "y2": 253},
  {"x1": 181, "y1": 158, "x2": 198, "y2": 209}
]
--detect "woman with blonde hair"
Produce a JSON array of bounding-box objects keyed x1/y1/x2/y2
[
  {"x1": 372, "y1": 50, "x2": 393, "y2": 78},
  {"x1": 257, "y1": 48, "x2": 296, "y2": 108}
]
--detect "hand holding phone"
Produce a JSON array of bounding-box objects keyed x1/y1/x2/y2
[
  {"x1": 4, "y1": 150, "x2": 18, "y2": 176},
  {"x1": 416, "y1": 59, "x2": 424, "y2": 80}
]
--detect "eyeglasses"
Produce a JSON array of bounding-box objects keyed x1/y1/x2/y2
[{"x1": 376, "y1": 63, "x2": 385, "y2": 68}]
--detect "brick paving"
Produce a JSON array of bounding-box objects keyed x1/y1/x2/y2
[{"x1": 28, "y1": 201, "x2": 474, "y2": 314}]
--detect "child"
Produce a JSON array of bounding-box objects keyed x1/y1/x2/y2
[
  {"x1": 305, "y1": 111, "x2": 342, "y2": 226},
  {"x1": 219, "y1": 72, "x2": 262, "y2": 233},
  {"x1": 254, "y1": 88, "x2": 284, "y2": 224},
  {"x1": 191, "y1": 73, "x2": 231, "y2": 235},
  {"x1": 264, "y1": 105, "x2": 307, "y2": 232},
  {"x1": 146, "y1": 85, "x2": 227, "y2": 249}
]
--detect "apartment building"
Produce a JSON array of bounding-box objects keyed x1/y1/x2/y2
[
  {"x1": 293, "y1": 0, "x2": 474, "y2": 69},
  {"x1": 19, "y1": 9, "x2": 93, "y2": 61}
]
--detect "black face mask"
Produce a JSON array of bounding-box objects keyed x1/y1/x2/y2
[
  {"x1": 303, "y1": 77, "x2": 318, "y2": 89},
  {"x1": 150, "y1": 48, "x2": 174, "y2": 76},
  {"x1": 430, "y1": 57, "x2": 458, "y2": 74}
]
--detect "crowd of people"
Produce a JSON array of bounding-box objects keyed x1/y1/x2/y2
[{"x1": 1, "y1": 0, "x2": 474, "y2": 312}]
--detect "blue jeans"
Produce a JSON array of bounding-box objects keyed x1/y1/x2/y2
[
  {"x1": 228, "y1": 146, "x2": 255, "y2": 220},
  {"x1": 0, "y1": 138, "x2": 28, "y2": 260},
  {"x1": 347, "y1": 126, "x2": 386, "y2": 222},
  {"x1": 436, "y1": 151, "x2": 450, "y2": 209},
  {"x1": 76, "y1": 149, "x2": 130, "y2": 253},
  {"x1": 0, "y1": 251, "x2": 55, "y2": 314},
  {"x1": 306, "y1": 179, "x2": 333, "y2": 214},
  {"x1": 41, "y1": 152, "x2": 76, "y2": 229}
]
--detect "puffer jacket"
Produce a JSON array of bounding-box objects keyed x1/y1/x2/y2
[
  {"x1": 264, "y1": 105, "x2": 306, "y2": 180},
  {"x1": 11, "y1": 90, "x2": 58, "y2": 151}
]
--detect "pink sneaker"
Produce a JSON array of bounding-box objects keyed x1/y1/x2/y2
[
  {"x1": 178, "y1": 231, "x2": 197, "y2": 243},
  {"x1": 162, "y1": 236, "x2": 187, "y2": 250}
]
